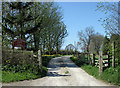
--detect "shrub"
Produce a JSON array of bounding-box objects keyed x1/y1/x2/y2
[
  {"x1": 2, "y1": 54, "x2": 60, "y2": 83},
  {"x1": 70, "y1": 56, "x2": 86, "y2": 66}
]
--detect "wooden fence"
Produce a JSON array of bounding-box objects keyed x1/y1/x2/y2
[
  {"x1": 94, "y1": 54, "x2": 111, "y2": 68},
  {"x1": 74, "y1": 42, "x2": 116, "y2": 75},
  {"x1": 75, "y1": 52, "x2": 115, "y2": 75}
]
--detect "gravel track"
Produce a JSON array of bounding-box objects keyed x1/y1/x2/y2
[{"x1": 2, "y1": 56, "x2": 115, "y2": 86}]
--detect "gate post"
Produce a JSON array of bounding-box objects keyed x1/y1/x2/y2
[
  {"x1": 92, "y1": 54, "x2": 95, "y2": 66},
  {"x1": 88, "y1": 53, "x2": 90, "y2": 64},
  {"x1": 38, "y1": 50, "x2": 42, "y2": 72},
  {"x1": 108, "y1": 54, "x2": 110, "y2": 67},
  {"x1": 83, "y1": 53, "x2": 85, "y2": 63},
  {"x1": 112, "y1": 41, "x2": 115, "y2": 68},
  {"x1": 99, "y1": 51, "x2": 103, "y2": 76}
]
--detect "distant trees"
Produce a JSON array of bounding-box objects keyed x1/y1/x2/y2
[
  {"x1": 90, "y1": 33, "x2": 104, "y2": 55},
  {"x1": 65, "y1": 42, "x2": 79, "y2": 53},
  {"x1": 2, "y1": 2, "x2": 68, "y2": 54},
  {"x1": 73, "y1": 41, "x2": 79, "y2": 52},
  {"x1": 65, "y1": 44, "x2": 78, "y2": 55},
  {"x1": 78, "y1": 26, "x2": 104, "y2": 55},
  {"x1": 78, "y1": 26, "x2": 95, "y2": 53},
  {"x1": 78, "y1": 26, "x2": 96, "y2": 64},
  {"x1": 65, "y1": 44, "x2": 75, "y2": 51}
]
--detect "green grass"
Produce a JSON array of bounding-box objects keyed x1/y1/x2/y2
[
  {"x1": 81, "y1": 65, "x2": 99, "y2": 78},
  {"x1": 70, "y1": 56, "x2": 120, "y2": 86},
  {"x1": 0, "y1": 71, "x2": 2, "y2": 82},
  {"x1": 2, "y1": 71, "x2": 38, "y2": 82},
  {"x1": 65, "y1": 71, "x2": 69, "y2": 74},
  {"x1": 2, "y1": 55, "x2": 60, "y2": 83},
  {"x1": 2, "y1": 66, "x2": 47, "y2": 83},
  {"x1": 81, "y1": 65, "x2": 120, "y2": 86}
]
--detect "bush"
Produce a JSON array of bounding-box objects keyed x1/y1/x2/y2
[
  {"x1": 2, "y1": 55, "x2": 60, "y2": 83},
  {"x1": 70, "y1": 56, "x2": 86, "y2": 66},
  {"x1": 2, "y1": 50, "x2": 34, "y2": 66}
]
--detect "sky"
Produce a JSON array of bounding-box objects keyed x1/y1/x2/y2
[{"x1": 57, "y1": 2, "x2": 108, "y2": 50}]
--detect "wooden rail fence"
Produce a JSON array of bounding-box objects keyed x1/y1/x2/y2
[{"x1": 73, "y1": 41, "x2": 116, "y2": 75}]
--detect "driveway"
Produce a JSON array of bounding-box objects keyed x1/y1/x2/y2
[{"x1": 2, "y1": 56, "x2": 115, "y2": 86}]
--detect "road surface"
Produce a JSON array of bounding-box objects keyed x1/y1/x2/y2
[{"x1": 3, "y1": 56, "x2": 114, "y2": 86}]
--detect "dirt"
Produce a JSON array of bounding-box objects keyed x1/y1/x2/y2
[{"x1": 2, "y1": 56, "x2": 115, "y2": 86}]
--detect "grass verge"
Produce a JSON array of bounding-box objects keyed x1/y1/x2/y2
[{"x1": 70, "y1": 56, "x2": 120, "y2": 86}]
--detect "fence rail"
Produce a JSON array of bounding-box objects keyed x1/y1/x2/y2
[{"x1": 73, "y1": 41, "x2": 117, "y2": 75}]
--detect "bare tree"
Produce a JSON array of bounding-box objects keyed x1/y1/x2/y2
[
  {"x1": 78, "y1": 26, "x2": 95, "y2": 53},
  {"x1": 74, "y1": 41, "x2": 79, "y2": 52},
  {"x1": 78, "y1": 26, "x2": 95, "y2": 64}
]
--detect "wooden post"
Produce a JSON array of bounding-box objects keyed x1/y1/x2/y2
[
  {"x1": 92, "y1": 54, "x2": 95, "y2": 66},
  {"x1": 112, "y1": 41, "x2": 115, "y2": 68},
  {"x1": 118, "y1": 55, "x2": 120, "y2": 65},
  {"x1": 31, "y1": 51, "x2": 33, "y2": 57},
  {"x1": 108, "y1": 54, "x2": 110, "y2": 67},
  {"x1": 83, "y1": 53, "x2": 85, "y2": 63},
  {"x1": 99, "y1": 51, "x2": 103, "y2": 76},
  {"x1": 77, "y1": 52, "x2": 79, "y2": 58},
  {"x1": 88, "y1": 53, "x2": 90, "y2": 64},
  {"x1": 80, "y1": 53, "x2": 82, "y2": 61},
  {"x1": 38, "y1": 50, "x2": 42, "y2": 72},
  {"x1": 86, "y1": 54, "x2": 87, "y2": 63},
  {"x1": 88, "y1": 53, "x2": 92, "y2": 64}
]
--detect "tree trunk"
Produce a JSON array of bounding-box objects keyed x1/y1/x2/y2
[
  {"x1": 48, "y1": 34, "x2": 51, "y2": 55},
  {"x1": 42, "y1": 38, "x2": 45, "y2": 55},
  {"x1": 56, "y1": 41, "x2": 59, "y2": 54},
  {"x1": 33, "y1": 33, "x2": 39, "y2": 53},
  {"x1": 87, "y1": 45, "x2": 90, "y2": 64}
]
